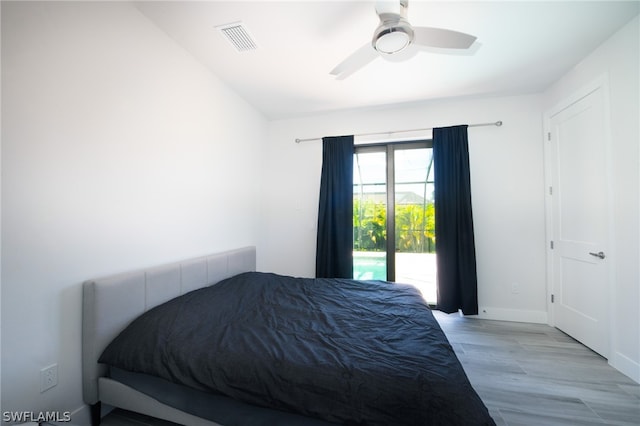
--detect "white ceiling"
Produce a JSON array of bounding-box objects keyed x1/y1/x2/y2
[{"x1": 134, "y1": 1, "x2": 640, "y2": 120}]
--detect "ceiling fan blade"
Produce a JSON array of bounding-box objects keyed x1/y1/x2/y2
[
  {"x1": 412, "y1": 26, "x2": 477, "y2": 49},
  {"x1": 413, "y1": 41, "x2": 483, "y2": 57},
  {"x1": 330, "y1": 43, "x2": 378, "y2": 79}
]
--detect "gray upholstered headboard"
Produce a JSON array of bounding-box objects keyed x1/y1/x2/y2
[{"x1": 82, "y1": 246, "x2": 256, "y2": 405}]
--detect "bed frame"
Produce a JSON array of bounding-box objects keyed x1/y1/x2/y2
[{"x1": 82, "y1": 246, "x2": 256, "y2": 426}]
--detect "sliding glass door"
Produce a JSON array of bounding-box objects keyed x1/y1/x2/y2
[{"x1": 353, "y1": 141, "x2": 436, "y2": 303}]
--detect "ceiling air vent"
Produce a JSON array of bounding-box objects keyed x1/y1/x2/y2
[{"x1": 216, "y1": 22, "x2": 257, "y2": 52}]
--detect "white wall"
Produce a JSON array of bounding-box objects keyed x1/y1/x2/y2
[
  {"x1": 1, "y1": 1, "x2": 266, "y2": 421},
  {"x1": 259, "y1": 94, "x2": 548, "y2": 323},
  {"x1": 542, "y1": 16, "x2": 640, "y2": 382}
]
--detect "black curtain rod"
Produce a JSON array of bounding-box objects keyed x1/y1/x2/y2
[{"x1": 295, "y1": 120, "x2": 502, "y2": 144}]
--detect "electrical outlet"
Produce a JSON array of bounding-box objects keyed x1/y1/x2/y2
[{"x1": 40, "y1": 363, "x2": 58, "y2": 393}]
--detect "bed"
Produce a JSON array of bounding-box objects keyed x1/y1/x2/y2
[{"x1": 82, "y1": 246, "x2": 495, "y2": 426}]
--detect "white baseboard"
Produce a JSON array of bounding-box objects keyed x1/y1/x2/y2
[
  {"x1": 610, "y1": 351, "x2": 640, "y2": 384},
  {"x1": 472, "y1": 306, "x2": 548, "y2": 324}
]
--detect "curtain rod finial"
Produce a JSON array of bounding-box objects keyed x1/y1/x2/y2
[{"x1": 496, "y1": 121, "x2": 503, "y2": 126}]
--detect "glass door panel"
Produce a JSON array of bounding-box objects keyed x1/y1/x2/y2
[
  {"x1": 353, "y1": 150, "x2": 387, "y2": 280},
  {"x1": 394, "y1": 148, "x2": 436, "y2": 303}
]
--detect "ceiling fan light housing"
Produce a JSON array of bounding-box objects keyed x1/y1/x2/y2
[{"x1": 373, "y1": 18, "x2": 414, "y2": 54}]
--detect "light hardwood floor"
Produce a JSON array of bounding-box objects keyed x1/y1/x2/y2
[
  {"x1": 434, "y1": 311, "x2": 639, "y2": 425},
  {"x1": 102, "y1": 312, "x2": 640, "y2": 426}
]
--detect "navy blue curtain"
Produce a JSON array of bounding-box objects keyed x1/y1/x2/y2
[
  {"x1": 433, "y1": 125, "x2": 479, "y2": 315},
  {"x1": 316, "y1": 136, "x2": 354, "y2": 278}
]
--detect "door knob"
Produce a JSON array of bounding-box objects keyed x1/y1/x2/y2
[{"x1": 589, "y1": 251, "x2": 606, "y2": 259}]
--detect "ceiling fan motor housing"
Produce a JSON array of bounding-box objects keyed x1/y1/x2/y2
[{"x1": 373, "y1": 14, "x2": 414, "y2": 54}]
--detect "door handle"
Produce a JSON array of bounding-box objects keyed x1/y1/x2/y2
[{"x1": 589, "y1": 251, "x2": 606, "y2": 259}]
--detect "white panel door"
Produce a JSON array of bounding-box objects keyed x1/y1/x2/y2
[{"x1": 548, "y1": 84, "x2": 610, "y2": 358}]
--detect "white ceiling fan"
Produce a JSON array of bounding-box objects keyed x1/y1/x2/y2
[{"x1": 330, "y1": 0, "x2": 477, "y2": 79}]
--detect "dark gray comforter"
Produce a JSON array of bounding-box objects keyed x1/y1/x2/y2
[{"x1": 99, "y1": 272, "x2": 495, "y2": 425}]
